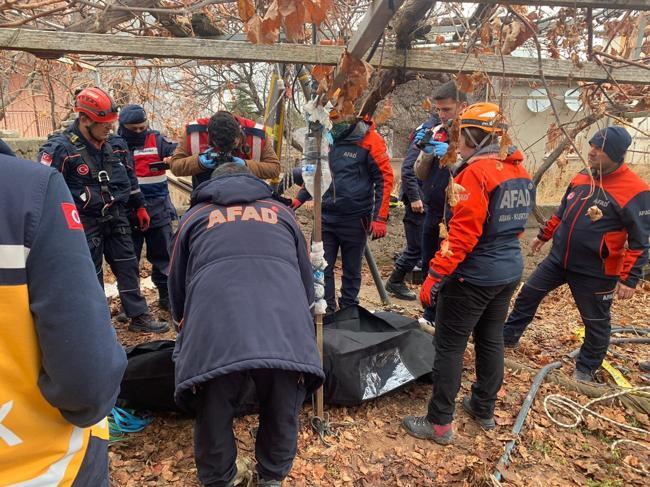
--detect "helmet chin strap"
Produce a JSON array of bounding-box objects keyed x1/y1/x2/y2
[
  {"x1": 84, "y1": 121, "x2": 106, "y2": 146},
  {"x1": 463, "y1": 129, "x2": 492, "y2": 160}
]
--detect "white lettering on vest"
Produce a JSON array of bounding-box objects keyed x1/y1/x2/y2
[
  {"x1": 499, "y1": 188, "x2": 531, "y2": 209},
  {"x1": 0, "y1": 401, "x2": 23, "y2": 446}
]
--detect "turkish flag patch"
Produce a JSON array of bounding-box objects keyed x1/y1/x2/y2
[
  {"x1": 40, "y1": 152, "x2": 53, "y2": 166},
  {"x1": 61, "y1": 202, "x2": 83, "y2": 230}
]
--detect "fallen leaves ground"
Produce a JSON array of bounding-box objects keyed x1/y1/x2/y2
[{"x1": 109, "y1": 222, "x2": 650, "y2": 486}]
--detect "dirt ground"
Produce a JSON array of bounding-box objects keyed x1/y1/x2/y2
[{"x1": 109, "y1": 205, "x2": 650, "y2": 487}]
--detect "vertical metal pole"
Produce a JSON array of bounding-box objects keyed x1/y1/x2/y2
[
  {"x1": 364, "y1": 244, "x2": 392, "y2": 305},
  {"x1": 311, "y1": 123, "x2": 325, "y2": 419}
]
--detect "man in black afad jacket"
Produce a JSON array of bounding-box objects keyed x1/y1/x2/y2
[
  {"x1": 168, "y1": 163, "x2": 324, "y2": 487},
  {"x1": 504, "y1": 126, "x2": 650, "y2": 383}
]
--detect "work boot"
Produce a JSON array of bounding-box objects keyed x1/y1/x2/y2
[
  {"x1": 402, "y1": 415, "x2": 453, "y2": 445},
  {"x1": 129, "y1": 313, "x2": 169, "y2": 334},
  {"x1": 573, "y1": 368, "x2": 603, "y2": 385},
  {"x1": 639, "y1": 361, "x2": 650, "y2": 373},
  {"x1": 503, "y1": 340, "x2": 519, "y2": 350},
  {"x1": 385, "y1": 268, "x2": 417, "y2": 301},
  {"x1": 115, "y1": 307, "x2": 129, "y2": 324},
  {"x1": 157, "y1": 286, "x2": 170, "y2": 312},
  {"x1": 461, "y1": 396, "x2": 496, "y2": 430}
]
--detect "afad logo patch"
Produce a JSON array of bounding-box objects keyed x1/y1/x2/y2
[
  {"x1": 61, "y1": 202, "x2": 83, "y2": 231},
  {"x1": 76, "y1": 164, "x2": 90, "y2": 176},
  {"x1": 40, "y1": 152, "x2": 53, "y2": 166}
]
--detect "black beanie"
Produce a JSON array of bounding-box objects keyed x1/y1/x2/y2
[{"x1": 588, "y1": 126, "x2": 632, "y2": 164}]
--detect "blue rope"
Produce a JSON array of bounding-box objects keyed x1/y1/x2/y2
[{"x1": 108, "y1": 407, "x2": 152, "y2": 438}]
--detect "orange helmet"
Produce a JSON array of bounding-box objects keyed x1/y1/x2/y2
[
  {"x1": 74, "y1": 87, "x2": 118, "y2": 123},
  {"x1": 459, "y1": 102, "x2": 507, "y2": 134}
]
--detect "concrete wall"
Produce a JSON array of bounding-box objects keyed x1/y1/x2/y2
[{"x1": 1, "y1": 136, "x2": 46, "y2": 160}]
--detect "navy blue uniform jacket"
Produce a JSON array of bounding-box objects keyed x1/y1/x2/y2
[
  {"x1": 401, "y1": 114, "x2": 440, "y2": 204},
  {"x1": 168, "y1": 174, "x2": 325, "y2": 409},
  {"x1": 538, "y1": 164, "x2": 650, "y2": 287},
  {"x1": 38, "y1": 122, "x2": 145, "y2": 219}
]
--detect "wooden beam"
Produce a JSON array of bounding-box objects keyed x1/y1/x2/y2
[
  {"x1": 347, "y1": 0, "x2": 406, "y2": 59},
  {"x1": 437, "y1": 0, "x2": 650, "y2": 10},
  {"x1": 0, "y1": 29, "x2": 648, "y2": 84}
]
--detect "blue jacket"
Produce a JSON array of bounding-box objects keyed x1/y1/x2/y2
[
  {"x1": 0, "y1": 154, "x2": 126, "y2": 485},
  {"x1": 417, "y1": 117, "x2": 451, "y2": 218},
  {"x1": 110, "y1": 130, "x2": 177, "y2": 228},
  {"x1": 38, "y1": 122, "x2": 145, "y2": 221},
  {"x1": 168, "y1": 174, "x2": 325, "y2": 409},
  {"x1": 430, "y1": 145, "x2": 535, "y2": 286},
  {"x1": 400, "y1": 114, "x2": 440, "y2": 204},
  {"x1": 539, "y1": 165, "x2": 650, "y2": 287},
  {"x1": 322, "y1": 121, "x2": 393, "y2": 223}
]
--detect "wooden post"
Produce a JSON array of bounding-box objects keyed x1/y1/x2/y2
[{"x1": 311, "y1": 123, "x2": 325, "y2": 419}]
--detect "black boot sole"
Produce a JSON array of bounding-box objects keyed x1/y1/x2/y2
[
  {"x1": 128, "y1": 323, "x2": 170, "y2": 334},
  {"x1": 385, "y1": 282, "x2": 417, "y2": 301}
]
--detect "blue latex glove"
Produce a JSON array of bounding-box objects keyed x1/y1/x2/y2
[
  {"x1": 412, "y1": 129, "x2": 428, "y2": 145},
  {"x1": 199, "y1": 151, "x2": 217, "y2": 169},
  {"x1": 232, "y1": 156, "x2": 246, "y2": 166},
  {"x1": 422, "y1": 141, "x2": 449, "y2": 157}
]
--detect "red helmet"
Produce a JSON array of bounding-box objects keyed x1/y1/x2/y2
[{"x1": 74, "y1": 87, "x2": 118, "y2": 123}]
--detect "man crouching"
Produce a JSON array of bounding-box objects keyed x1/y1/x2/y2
[{"x1": 168, "y1": 163, "x2": 325, "y2": 486}]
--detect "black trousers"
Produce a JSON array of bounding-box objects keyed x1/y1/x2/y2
[
  {"x1": 394, "y1": 202, "x2": 424, "y2": 274},
  {"x1": 194, "y1": 369, "x2": 306, "y2": 487},
  {"x1": 323, "y1": 217, "x2": 368, "y2": 311},
  {"x1": 131, "y1": 223, "x2": 173, "y2": 290},
  {"x1": 421, "y1": 211, "x2": 442, "y2": 322},
  {"x1": 84, "y1": 214, "x2": 148, "y2": 318},
  {"x1": 503, "y1": 257, "x2": 616, "y2": 374},
  {"x1": 427, "y1": 278, "x2": 519, "y2": 425}
]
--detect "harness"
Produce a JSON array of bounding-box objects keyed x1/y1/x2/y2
[{"x1": 65, "y1": 132, "x2": 117, "y2": 220}]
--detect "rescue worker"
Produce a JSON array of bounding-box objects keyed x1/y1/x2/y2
[
  {"x1": 384, "y1": 106, "x2": 443, "y2": 300},
  {"x1": 111, "y1": 104, "x2": 177, "y2": 311},
  {"x1": 169, "y1": 110, "x2": 280, "y2": 186},
  {"x1": 38, "y1": 87, "x2": 168, "y2": 333},
  {"x1": 0, "y1": 150, "x2": 127, "y2": 485},
  {"x1": 323, "y1": 112, "x2": 394, "y2": 312},
  {"x1": 503, "y1": 126, "x2": 650, "y2": 383},
  {"x1": 168, "y1": 163, "x2": 324, "y2": 487},
  {"x1": 403, "y1": 103, "x2": 534, "y2": 444},
  {"x1": 413, "y1": 81, "x2": 468, "y2": 321}
]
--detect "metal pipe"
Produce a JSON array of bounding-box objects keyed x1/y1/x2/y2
[
  {"x1": 494, "y1": 359, "x2": 563, "y2": 482},
  {"x1": 364, "y1": 244, "x2": 392, "y2": 305}
]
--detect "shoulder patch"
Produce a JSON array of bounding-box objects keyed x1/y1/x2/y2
[
  {"x1": 40, "y1": 152, "x2": 53, "y2": 166},
  {"x1": 61, "y1": 202, "x2": 83, "y2": 230}
]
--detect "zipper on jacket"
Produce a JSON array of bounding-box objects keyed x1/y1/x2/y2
[{"x1": 563, "y1": 192, "x2": 590, "y2": 269}]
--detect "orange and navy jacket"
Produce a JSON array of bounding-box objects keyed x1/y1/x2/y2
[
  {"x1": 0, "y1": 154, "x2": 126, "y2": 485},
  {"x1": 429, "y1": 145, "x2": 535, "y2": 286},
  {"x1": 323, "y1": 120, "x2": 394, "y2": 223},
  {"x1": 538, "y1": 164, "x2": 650, "y2": 287}
]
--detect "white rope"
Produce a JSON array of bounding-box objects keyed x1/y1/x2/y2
[
  {"x1": 610, "y1": 439, "x2": 650, "y2": 474},
  {"x1": 544, "y1": 386, "x2": 650, "y2": 473}
]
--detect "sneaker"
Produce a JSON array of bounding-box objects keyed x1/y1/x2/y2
[
  {"x1": 461, "y1": 396, "x2": 496, "y2": 430},
  {"x1": 129, "y1": 313, "x2": 169, "y2": 334},
  {"x1": 402, "y1": 415, "x2": 453, "y2": 444},
  {"x1": 385, "y1": 280, "x2": 417, "y2": 300}
]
